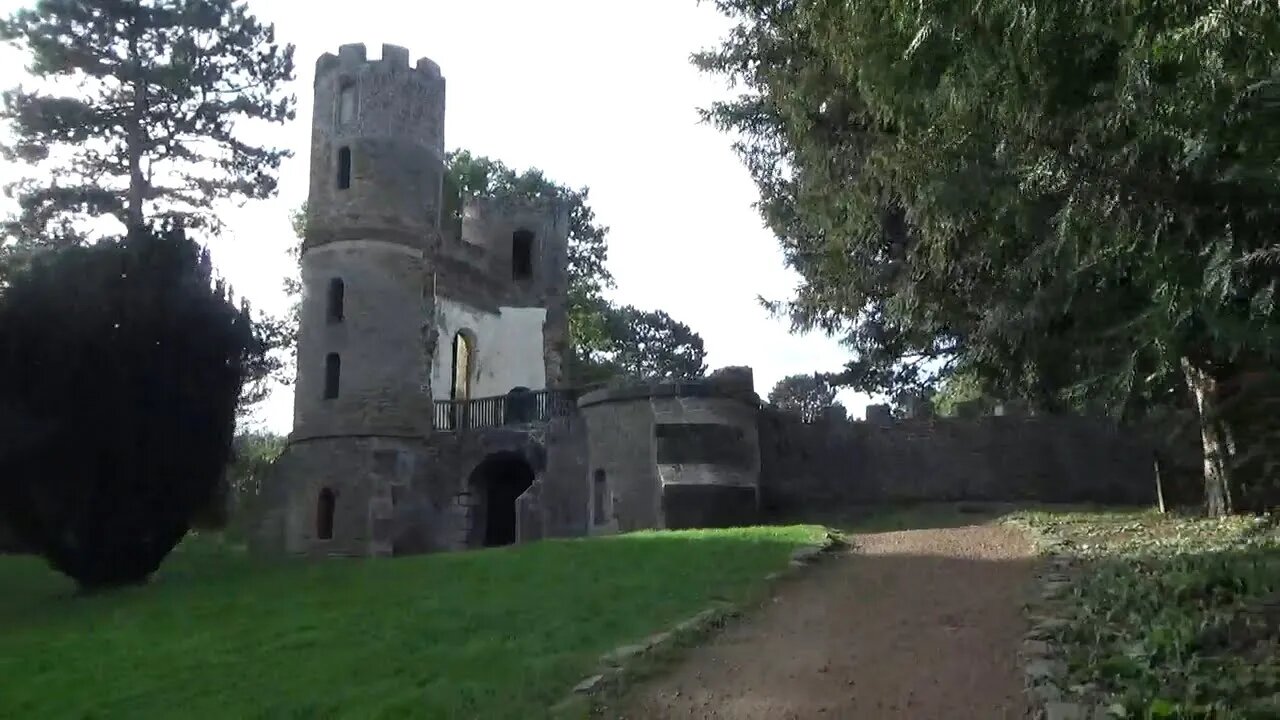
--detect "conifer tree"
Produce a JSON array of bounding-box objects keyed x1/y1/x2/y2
[{"x1": 0, "y1": 0, "x2": 296, "y2": 248}]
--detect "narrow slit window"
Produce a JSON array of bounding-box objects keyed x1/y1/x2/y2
[
  {"x1": 593, "y1": 469, "x2": 607, "y2": 525},
  {"x1": 327, "y1": 278, "x2": 345, "y2": 323},
  {"x1": 324, "y1": 353, "x2": 341, "y2": 399},
  {"x1": 512, "y1": 230, "x2": 534, "y2": 280},
  {"x1": 316, "y1": 488, "x2": 336, "y2": 540},
  {"x1": 336, "y1": 146, "x2": 351, "y2": 190}
]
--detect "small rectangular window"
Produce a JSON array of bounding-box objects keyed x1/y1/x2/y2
[
  {"x1": 324, "y1": 353, "x2": 341, "y2": 399},
  {"x1": 337, "y1": 146, "x2": 351, "y2": 190}
]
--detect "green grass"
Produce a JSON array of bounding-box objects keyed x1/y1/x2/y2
[
  {"x1": 1010, "y1": 508, "x2": 1280, "y2": 719},
  {"x1": 0, "y1": 525, "x2": 826, "y2": 720}
]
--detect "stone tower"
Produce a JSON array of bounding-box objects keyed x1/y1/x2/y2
[
  {"x1": 275, "y1": 43, "x2": 447, "y2": 557},
  {"x1": 255, "y1": 43, "x2": 583, "y2": 559}
]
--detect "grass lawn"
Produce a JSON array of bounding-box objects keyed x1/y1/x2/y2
[
  {"x1": 0, "y1": 525, "x2": 826, "y2": 720},
  {"x1": 1010, "y1": 508, "x2": 1280, "y2": 719}
]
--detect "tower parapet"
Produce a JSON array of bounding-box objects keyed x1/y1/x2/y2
[{"x1": 305, "y1": 43, "x2": 447, "y2": 250}]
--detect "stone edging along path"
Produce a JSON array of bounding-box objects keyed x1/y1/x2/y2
[
  {"x1": 1014, "y1": 522, "x2": 1114, "y2": 720},
  {"x1": 549, "y1": 529, "x2": 847, "y2": 719}
]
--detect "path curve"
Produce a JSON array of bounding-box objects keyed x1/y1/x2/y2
[{"x1": 618, "y1": 524, "x2": 1035, "y2": 719}]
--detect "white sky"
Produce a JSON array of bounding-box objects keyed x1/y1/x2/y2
[{"x1": 0, "y1": 0, "x2": 881, "y2": 433}]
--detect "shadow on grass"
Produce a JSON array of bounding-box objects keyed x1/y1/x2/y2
[{"x1": 0, "y1": 525, "x2": 825, "y2": 720}]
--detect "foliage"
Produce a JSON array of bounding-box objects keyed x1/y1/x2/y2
[
  {"x1": 694, "y1": 0, "x2": 1280, "y2": 514},
  {"x1": 204, "y1": 432, "x2": 286, "y2": 539},
  {"x1": 931, "y1": 370, "x2": 998, "y2": 418},
  {"x1": 0, "y1": 0, "x2": 296, "y2": 245},
  {"x1": 0, "y1": 525, "x2": 827, "y2": 718},
  {"x1": 1014, "y1": 510, "x2": 1280, "y2": 718},
  {"x1": 768, "y1": 373, "x2": 844, "y2": 422},
  {"x1": 0, "y1": 224, "x2": 263, "y2": 590},
  {"x1": 584, "y1": 303, "x2": 709, "y2": 383}
]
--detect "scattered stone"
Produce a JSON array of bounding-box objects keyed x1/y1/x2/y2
[
  {"x1": 1042, "y1": 580, "x2": 1073, "y2": 599},
  {"x1": 601, "y1": 644, "x2": 646, "y2": 666},
  {"x1": 1024, "y1": 658, "x2": 1065, "y2": 684},
  {"x1": 643, "y1": 631, "x2": 672, "y2": 650},
  {"x1": 572, "y1": 674, "x2": 607, "y2": 694},
  {"x1": 1044, "y1": 701, "x2": 1093, "y2": 720},
  {"x1": 1027, "y1": 617, "x2": 1070, "y2": 639},
  {"x1": 1028, "y1": 682, "x2": 1064, "y2": 705},
  {"x1": 764, "y1": 572, "x2": 782, "y2": 582},
  {"x1": 1021, "y1": 639, "x2": 1052, "y2": 658}
]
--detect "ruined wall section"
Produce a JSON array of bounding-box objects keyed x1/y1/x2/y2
[{"x1": 434, "y1": 195, "x2": 572, "y2": 392}]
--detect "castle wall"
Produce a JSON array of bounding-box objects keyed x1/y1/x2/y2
[
  {"x1": 430, "y1": 297, "x2": 548, "y2": 399},
  {"x1": 294, "y1": 241, "x2": 432, "y2": 439},
  {"x1": 579, "y1": 373, "x2": 764, "y2": 534},
  {"x1": 266, "y1": 436, "x2": 433, "y2": 557},
  {"x1": 757, "y1": 410, "x2": 1157, "y2": 515}
]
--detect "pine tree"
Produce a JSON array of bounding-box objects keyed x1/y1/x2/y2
[{"x1": 0, "y1": 0, "x2": 295, "y2": 248}]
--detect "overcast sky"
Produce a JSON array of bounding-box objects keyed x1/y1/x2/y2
[{"x1": 0, "y1": 0, "x2": 880, "y2": 432}]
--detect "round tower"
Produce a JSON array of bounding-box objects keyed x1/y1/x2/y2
[{"x1": 293, "y1": 43, "x2": 446, "y2": 440}]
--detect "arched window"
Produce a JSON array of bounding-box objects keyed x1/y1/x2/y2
[
  {"x1": 324, "y1": 353, "x2": 341, "y2": 399},
  {"x1": 593, "y1": 469, "x2": 608, "y2": 525},
  {"x1": 512, "y1": 230, "x2": 534, "y2": 280},
  {"x1": 450, "y1": 332, "x2": 472, "y2": 402},
  {"x1": 337, "y1": 81, "x2": 356, "y2": 124},
  {"x1": 336, "y1": 146, "x2": 351, "y2": 190},
  {"x1": 316, "y1": 488, "x2": 336, "y2": 540},
  {"x1": 326, "y1": 278, "x2": 345, "y2": 323}
]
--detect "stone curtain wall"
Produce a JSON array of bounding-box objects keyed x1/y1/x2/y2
[{"x1": 758, "y1": 410, "x2": 1156, "y2": 514}]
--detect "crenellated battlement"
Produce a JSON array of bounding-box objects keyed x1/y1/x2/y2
[{"x1": 315, "y1": 42, "x2": 443, "y2": 82}]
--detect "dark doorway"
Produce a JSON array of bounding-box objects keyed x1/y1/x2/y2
[{"x1": 467, "y1": 452, "x2": 535, "y2": 547}]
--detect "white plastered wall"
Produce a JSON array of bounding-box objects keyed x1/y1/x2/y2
[{"x1": 431, "y1": 297, "x2": 548, "y2": 400}]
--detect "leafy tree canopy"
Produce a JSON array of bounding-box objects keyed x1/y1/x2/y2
[
  {"x1": 0, "y1": 0, "x2": 296, "y2": 247},
  {"x1": 768, "y1": 373, "x2": 845, "y2": 422}
]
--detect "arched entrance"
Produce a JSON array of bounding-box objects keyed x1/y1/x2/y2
[{"x1": 467, "y1": 452, "x2": 535, "y2": 547}]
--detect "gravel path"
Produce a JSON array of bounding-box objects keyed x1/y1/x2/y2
[{"x1": 618, "y1": 524, "x2": 1036, "y2": 719}]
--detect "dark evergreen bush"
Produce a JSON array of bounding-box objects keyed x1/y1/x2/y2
[{"x1": 0, "y1": 224, "x2": 261, "y2": 590}]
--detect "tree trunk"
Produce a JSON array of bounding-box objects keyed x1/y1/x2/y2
[
  {"x1": 125, "y1": 7, "x2": 146, "y2": 232},
  {"x1": 1181, "y1": 357, "x2": 1234, "y2": 517}
]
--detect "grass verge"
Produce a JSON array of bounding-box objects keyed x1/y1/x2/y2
[
  {"x1": 0, "y1": 525, "x2": 826, "y2": 720},
  {"x1": 1010, "y1": 509, "x2": 1280, "y2": 719}
]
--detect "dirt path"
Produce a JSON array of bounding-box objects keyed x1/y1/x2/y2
[{"x1": 618, "y1": 524, "x2": 1036, "y2": 719}]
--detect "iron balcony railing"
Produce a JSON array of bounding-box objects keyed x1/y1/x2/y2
[{"x1": 433, "y1": 388, "x2": 580, "y2": 431}]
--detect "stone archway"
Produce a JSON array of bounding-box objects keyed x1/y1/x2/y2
[{"x1": 467, "y1": 451, "x2": 535, "y2": 547}]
